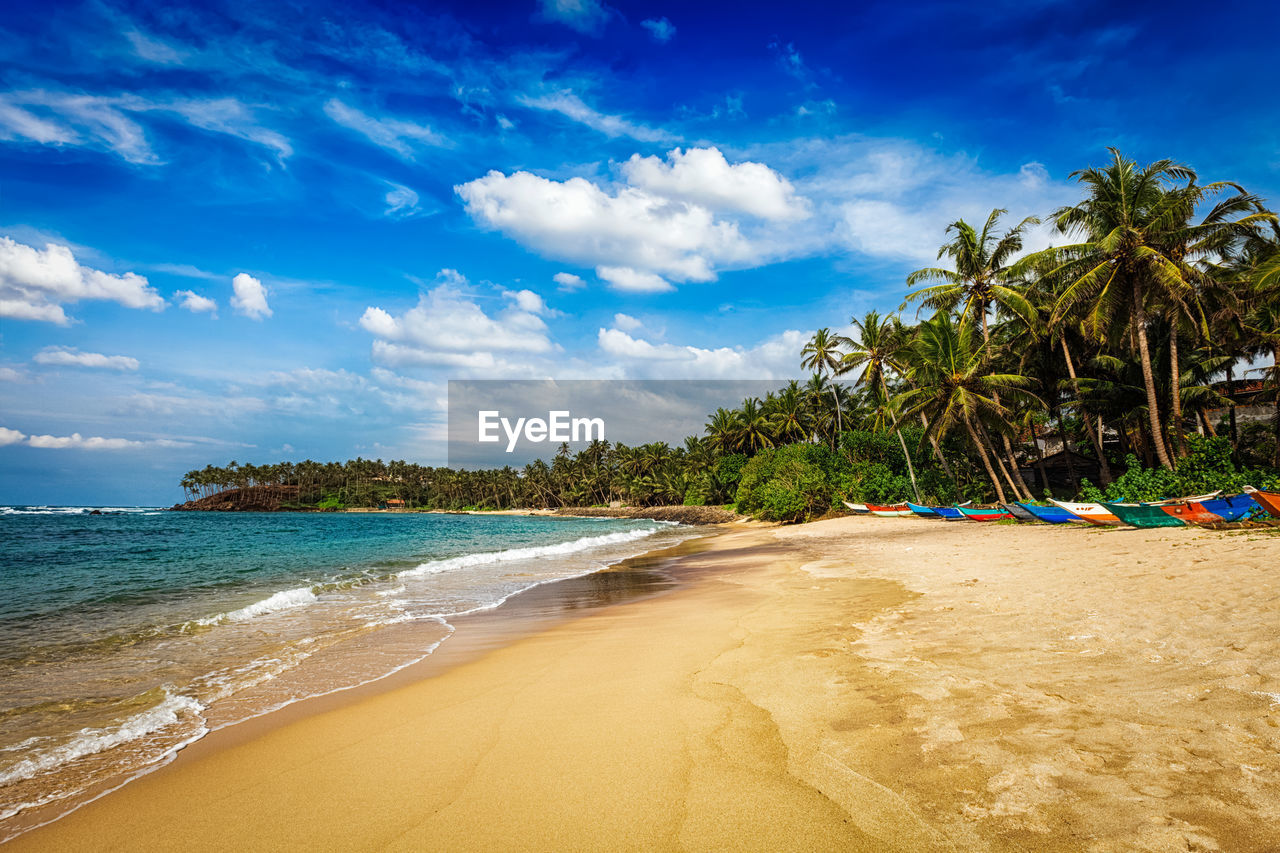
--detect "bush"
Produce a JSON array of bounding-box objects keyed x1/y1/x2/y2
[
  {"x1": 1080, "y1": 436, "x2": 1280, "y2": 501},
  {"x1": 735, "y1": 444, "x2": 836, "y2": 522}
]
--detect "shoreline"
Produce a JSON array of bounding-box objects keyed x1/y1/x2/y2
[
  {"x1": 9, "y1": 518, "x2": 1280, "y2": 850},
  {"x1": 0, "y1": 526, "x2": 730, "y2": 844}
]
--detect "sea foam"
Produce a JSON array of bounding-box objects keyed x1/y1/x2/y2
[{"x1": 397, "y1": 525, "x2": 667, "y2": 578}]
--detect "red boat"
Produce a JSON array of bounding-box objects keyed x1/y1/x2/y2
[{"x1": 1244, "y1": 486, "x2": 1280, "y2": 518}]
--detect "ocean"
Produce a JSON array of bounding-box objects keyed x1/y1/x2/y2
[{"x1": 0, "y1": 507, "x2": 693, "y2": 838}]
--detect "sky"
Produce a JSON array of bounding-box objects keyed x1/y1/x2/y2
[{"x1": 1, "y1": 0, "x2": 1277, "y2": 504}]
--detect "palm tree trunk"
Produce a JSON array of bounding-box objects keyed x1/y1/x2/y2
[
  {"x1": 889, "y1": 415, "x2": 920, "y2": 502},
  {"x1": 1225, "y1": 363, "x2": 1239, "y2": 449},
  {"x1": 920, "y1": 413, "x2": 956, "y2": 480},
  {"x1": 1169, "y1": 321, "x2": 1185, "y2": 459},
  {"x1": 1132, "y1": 279, "x2": 1174, "y2": 469},
  {"x1": 1034, "y1": 436, "x2": 1050, "y2": 495},
  {"x1": 978, "y1": 421, "x2": 1022, "y2": 500},
  {"x1": 1060, "y1": 338, "x2": 1113, "y2": 484},
  {"x1": 1057, "y1": 408, "x2": 1079, "y2": 493},
  {"x1": 999, "y1": 432, "x2": 1031, "y2": 501},
  {"x1": 965, "y1": 417, "x2": 1007, "y2": 503}
]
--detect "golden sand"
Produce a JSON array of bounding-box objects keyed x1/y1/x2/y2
[{"x1": 11, "y1": 518, "x2": 1280, "y2": 851}]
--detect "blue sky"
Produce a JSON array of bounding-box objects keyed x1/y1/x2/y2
[{"x1": 1, "y1": 0, "x2": 1277, "y2": 504}]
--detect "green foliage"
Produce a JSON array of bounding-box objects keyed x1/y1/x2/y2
[
  {"x1": 1081, "y1": 436, "x2": 1280, "y2": 501},
  {"x1": 317, "y1": 495, "x2": 346, "y2": 511},
  {"x1": 735, "y1": 444, "x2": 838, "y2": 522}
]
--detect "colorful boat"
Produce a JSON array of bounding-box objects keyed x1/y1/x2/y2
[
  {"x1": 842, "y1": 501, "x2": 870, "y2": 513},
  {"x1": 1141, "y1": 491, "x2": 1220, "y2": 506},
  {"x1": 1002, "y1": 503, "x2": 1038, "y2": 522},
  {"x1": 1015, "y1": 502, "x2": 1085, "y2": 524},
  {"x1": 867, "y1": 503, "x2": 914, "y2": 517},
  {"x1": 931, "y1": 506, "x2": 967, "y2": 520},
  {"x1": 1197, "y1": 494, "x2": 1260, "y2": 522},
  {"x1": 1243, "y1": 486, "x2": 1280, "y2": 519},
  {"x1": 956, "y1": 506, "x2": 1014, "y2": 521},
  {"x1": 1098, "y1": 501, "x2": 1186, "y2": 528},
  {"x1": 1158, "y1": 501, "x2": 1224, "y2": 525},
  {"x1": 905, "y1": 501, "x2": 941, "y2": 518},
  {"x1": 1049, "y1": 499, "x2": 1122, "y2": 526}
]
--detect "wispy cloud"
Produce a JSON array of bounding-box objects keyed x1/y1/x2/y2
[
  {"x1": 516, "y1": 91, "x2": 674, "y2": 143},
  {"x1": 640, "y1": 17, "x2": 675, "y2": 43},
  {"x1": 536, "y1": 0, "x2": 611, "y2": 35},
  {"x1": 324, "y1": 99, "x2": 450, "y2": 159},
  {"x1": 33, "y1": 347, "x2": 140, "y2": 371}
]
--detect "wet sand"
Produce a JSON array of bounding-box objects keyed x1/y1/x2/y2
[{"x1": 10, "y1": 518, "x2": 1280, "y2": 851}]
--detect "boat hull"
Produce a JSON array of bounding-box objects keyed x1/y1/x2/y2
[
  {"x1": 842, "y1": 501, "x2": 870, "y2": 514},
  {"x1": 957, "y1": 507, "x2": 1014, "y2": 521},
  {"x1": 1100, "y1": 501, "x2": 1186, "y2": 529},
  {"x1": 1160, "y1": 502, "x2": 1223, "y2": 525},
  {"x1": 1016, "y1": 502, "x2": 1083, "y2": 524},
  {"x1": 1244, "y1": 488, "x2": 1280, "y2": 519},
  {"x1": 905, "y1": 501, "x2": 940, "y2": 518},
  {"x1": 1049, "y1": 499, "x2": 1121, "y2": 526},
  {"x1": 1198, "y1": 494, "x2": 1259, "y2": 522},
  {"x1": 1002, "y1": 503, "x2": 1038, "y2": 522},
  {"x1": 931, "y1": 506, "x2": 966, "y2": 520}
]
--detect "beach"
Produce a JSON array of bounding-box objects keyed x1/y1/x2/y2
[{"x1": 10, "y1": 517, "x2": 1280, "y2": 852}]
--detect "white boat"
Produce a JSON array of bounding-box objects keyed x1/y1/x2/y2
[
  {"x1": 843, "y1": 501, "x2": 870, "y2": 513},
  {"x1": 1048, "y1": 498, "x2": 1121, "y2": 526}
]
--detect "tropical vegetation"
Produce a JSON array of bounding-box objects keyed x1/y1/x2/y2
[{"x1": 181, "y1": 150, "x2": 1280, "y2": 521}]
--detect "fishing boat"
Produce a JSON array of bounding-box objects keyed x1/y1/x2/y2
[
  {"x1": 1015, "y1": 502, "x2": 1085, "y2": 524},
  {"x1": 956, "y1": 506, "x2": 1014, "y2": 521},
  {"x1": 1243, "y1": 486, "x2": 1280, "y2": 519},
  {"x1": 1197, "y1": 493, "x2": 1260, "y2": 522},
  {"x1": 1098, "y1": 501, "x2": 1186, "y2": 529},
  {"x1": 1158, "y1": 501, "x2": 1224, "y2": 525},
  {"x1": 1141, "y1": 491, "x2": 1220, "y2": 506},
  {"x1": 1002, "y1": 503, "x2": 1038, "y2": 522},
  {"x1": 905, "y1": 501, "x2": 941, "y2": 518},
  {"x1": 931, "y1": 506, "x2": 967, "y2": 520},
  {"x1": 1048, "y1": 499, "x2": 1122, "y2": 526},
  {"x1": 842, "y1": 501, "x2": 870, "y2": 513},
  {"x1": 867, "y1": 503, "x2": 914, "y2": 517}
]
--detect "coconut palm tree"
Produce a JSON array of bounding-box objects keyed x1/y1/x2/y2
[
  {"x1": 801, "y1": 327, "x2": 850, "y2": 441},
  {"x1": 842, "y1": 310, "x2": 920, "y2": 500},
  {"x1": 896, "y1": 313, "x2": 1040, "y2": 503}
]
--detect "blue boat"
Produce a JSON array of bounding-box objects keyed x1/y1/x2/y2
[
  {"x1": 905, "y1": 501, "x2": 941, "y2": 518},
  {"x1": 931, "y1": 506, "x2": 966, "y2": 520},
  {"x1": 1198, "y1": 493, "x2": 1261, "y2": 522},
  {"x1": 1015, "y1": 502, "x2": 1084, "y2": 524}
]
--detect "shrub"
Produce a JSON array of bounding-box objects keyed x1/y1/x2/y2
[{"x1": 735, "y1": 444, "x2": 836, "y2": 522}]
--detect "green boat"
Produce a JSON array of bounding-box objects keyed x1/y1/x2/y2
[{"x1": 1097, "y1": 501, "x2": 1186, "y2": 529}]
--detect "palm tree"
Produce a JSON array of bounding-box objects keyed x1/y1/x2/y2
[
  {"x1": 801, "y1": 328, "x2": 850, "y2": 442},
  {"x1": 842, "y1": 310, "x2": 920, "y2": 500},
  {"x1": 896, "y1": 314, "x2": 1040, "y2": 503}
]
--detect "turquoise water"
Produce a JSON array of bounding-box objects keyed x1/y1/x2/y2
[{"x1": 0, "y1": 508, "x2": 688, "y2": 836}]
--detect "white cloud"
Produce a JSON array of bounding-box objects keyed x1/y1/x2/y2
[
  {"x1": 456, "y1": 166, "x2": 758, "y2": 286},
  {"x1": 596, "y1": 266, "x2": 673, "y2": 293},
  {"x1": 25, "y1": 432, "x2": 192, "y2": 450},
  {"x1": 359, "y1": 272, "x2": 555, "y2": 372},
  {"x1": 553, "y1": 272, "x2": 586, "y2": 291},
  {"x1": 175, "y1": 289, "x2": 217, "y2": 314},
  {"x1": 516, "y1": 91, "x2": 672, "y2": 143},
  {"x1": 640, "y1": 17, "x2": 675, "y2": 42},
  {"x1": 536, "y1": 0, "x2": 610, "y2": 34},
  {"x1": 33, "y1": 346, "x2": 139, "y2": 371},
  {"x1": 0, "y1": 236, "x2": 165, "y2": 324},
  {"x1": 0, "y1": 367, "x2": 22, "y2": 382},
  {"x1": 597, "y1": 325, "x2": 810, "y2": 379},
  {"x1": 612, "y1": 312, "x2": 642, "y2": 331},
  {"x1": 0, "y1": 426, "x2": 25, "y2": 446},
  {"x1": 161, "y1": 98, "x2": 292, "y2": 161},
  {"x1": 384, "y1": 183, "x2": 421, "y2": 217},
  {"x1": 124, "y1": 30, "x2": 186, "y2": 64},
  {"x1": 621, "y1": 147, "x2": 809, "y2": 221},
  {"x1": 230, "y1": 273, "x2": 271, "y2": 320},
  {"x1": 324, "y1": 99, "x2": 449, "y2": 158}
]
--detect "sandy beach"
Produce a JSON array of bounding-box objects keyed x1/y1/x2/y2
[{"x1": 11, "y1": 517, "x2": 1280, "y2": 852}]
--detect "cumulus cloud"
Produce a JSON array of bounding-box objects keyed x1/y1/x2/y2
[
  {"x1": 597, "y1": 323, "x2": 810, "y2": 379},
  {"x1": 359, "y1": 271, "x2": 555, "y2": 372},
  {"x1": 553, "y1": 272, "x2": 586, "y2": 291},
  {"x1": 516, "y1": 91, "x2": 672, "y2": 143},
  {"x1": 612, "y1": 312, "x2": 642, "y2": 331},
  {"x1": 230, "y1": 273, "x2": 271, "y2": 320},
  {"x1": 324, "y1": 99, "x2": 449, "y2": 158},
  {"x1": 640, "y1": 17, "x2": 675, "y2": 42},
  {"x1": 457, "y1": 159, "x2": 772, "y2": 288},
  {"x1": 596, "y1": 266, "x2": 673, "y2": 293},
  {"x1": 0, "y1": 426, "x2": 25, "y2": 446},
  {"x1": 33, "y1": 346, "x2": 139, "y2": 371},
  {"x1": 0, "y1": 236, "x2": 165, "y2": 324},
  {"x1": 621, "y1": 147, "x2": 809, "y2": 221},
  {"x1": 175, "y1": 289, "x2": 217, "y2": 314},
  {"x1": 536, "y1": 0, "x2": 610, "y2": 34},
  {"x1": 0, "y1": 367, "x2": 22, "y2": 382},
  {"x1": 25, "y1": 432, "x2": 192, "y2": 450}
]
